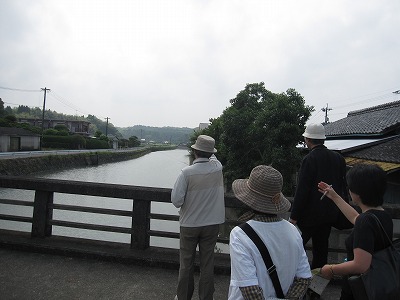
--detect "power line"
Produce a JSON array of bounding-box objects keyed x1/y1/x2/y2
[
  {"x1": 332, "y1": 93, "x2": 393, "y2": 110},
  {"x1": 49, "y1": 91, "x2": 90, "y2": 115},
  {"x1": 3, "y1": 102, "x2": 23, "y2": 106},
  {"x1": 311, "y1": 88, "x2": 400, "y2": 123},
  {"x1": 0, "y1": 86, "x2": 41, "y2": 92},
  {"x1": 0, "y1": 85, "x2": 110, "y2": 123}
]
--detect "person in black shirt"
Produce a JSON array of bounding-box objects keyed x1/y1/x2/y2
[
  {"x1": 318, "y1": 163, "x2": 392, "y2": 300},
  {"x1": 289, "y1": 123, "x2": 349, "y2": 269}
]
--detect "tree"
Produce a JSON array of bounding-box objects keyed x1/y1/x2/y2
[
  {"x1": 54, "y1": 124, "x2": 69, "y2": 132},
  {"x1": 128, "y1": 136, "x2": 141, "y2": 147},
  {"x1": 94, "y1": 130, "x2": 103, "y2": 138},
  {"x1": 86, "y1": 114, "x2": 122, "y2": 138},
  {"x1": 17, "y1": 105, "x2": 31, "y2": 114},
  {"x1": 43, "y1": 129, "x2": 59, "y2": 136},
  {"x1": 5, "y1": 106, "x2": 13, "y2": 115},
  {"x1": 4, "y1": 115, "x2": 17, "y2": 123},
  {"x1": 0, "y1": 98, "x2": 5, "y2": 117},
  {"x1": 203, "y1": 82, "x2": 314, "y2": 195}
]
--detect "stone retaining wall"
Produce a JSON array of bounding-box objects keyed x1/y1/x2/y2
[{"x1": 0, "y1": 148, "x2": 155, "y2": 176}]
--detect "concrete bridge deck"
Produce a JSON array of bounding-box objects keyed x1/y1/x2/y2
[{"x1": 0, "y1": 247, "x2": 342, "y2": 300}]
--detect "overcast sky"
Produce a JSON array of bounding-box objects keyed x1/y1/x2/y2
[{"x1": 1, "y1": 0, "x2": 399, "y2": 129}]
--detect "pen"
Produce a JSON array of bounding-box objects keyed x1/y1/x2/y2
[{"x1": 320, "y1": 185, "x2": 332, "y2": 200}]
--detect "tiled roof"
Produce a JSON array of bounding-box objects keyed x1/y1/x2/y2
[
  {"x1": 345, "y1": 157, "x2": 400, "y2": 172},
  {"x1": 0, "y1": 127, "x2": 40, "y2": 136},
  {"x1": 345, "y1": 135, "x2": 400, "y2": 164},
  {"x1": 325, "y1": 100, "x2": 400, "y2": 137}
]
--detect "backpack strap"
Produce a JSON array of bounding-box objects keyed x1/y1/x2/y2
[{"x1": 239, "y1": 222, "x2": 285, "y2": 298}]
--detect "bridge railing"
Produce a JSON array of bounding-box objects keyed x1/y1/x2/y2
[
  {"x1": 0, "y1": 175, "x2": 244, "y2": 250},
  {"x1": 1, "y1": 175, "x2": 399, "y2": 257}
]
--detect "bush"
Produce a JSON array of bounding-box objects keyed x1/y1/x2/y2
[
  {"x1": 44, "y1": 129, "x2": 58, "y2": 136},
  {"x1": 85, "y1": 138, "x2": 110, "y2": 149},
  {"x1": 42, "y1": 135, "x2": 87, "y2": 149}
]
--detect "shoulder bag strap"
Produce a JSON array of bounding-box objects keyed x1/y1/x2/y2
[
  {"x1": 239, "y1": 222, "x2": 285, "y2": 298},
  {"x1": 366, "y1": 212, "x2": 393, "y2": 247}
]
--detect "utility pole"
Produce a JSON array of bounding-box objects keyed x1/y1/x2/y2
[
  {"x1": 321, "y1": 103, "x2": 332, "y2": 125},
  {"x1": 40, "y1": 87, "x2": 51, "y2": 150},
  {"x1": 105, "y1": 117, "x2": 110, "y2": 137}
]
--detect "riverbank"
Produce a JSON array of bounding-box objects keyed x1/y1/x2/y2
[{"x1": 0, "y1": 146, "x2": 177, "y2": 176}]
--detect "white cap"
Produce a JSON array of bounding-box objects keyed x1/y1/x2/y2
[{"x1": 303, "y1": 123, "x2": 326, "y2": 139}]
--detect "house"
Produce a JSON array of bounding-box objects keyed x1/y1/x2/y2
[
  {"x1": 0, "y1": 127, "x2": 41, "y2": 152},
  {"x1": 107, "y1": 135, "x2": 119, "y2": 149},
  {"x1": 198, "y1": 123, "x2": 209, "y2": 131},
  {"x1": 324, "y1": 100, "x2": 400, "y2": 204},
  {"x1": 17, "y1": 118, "x2": 90, "y2": 136}
]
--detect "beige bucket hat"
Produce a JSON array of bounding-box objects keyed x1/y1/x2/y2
[
  {"x1": 302, "y1": 123, "x2": 326, "y2": 140},
  {"x1": 191, "y1": 135, "x2": 217, "y2": 153},
  {"x1": 232, "y1": 165, "x2": 291, "y2": 214}
]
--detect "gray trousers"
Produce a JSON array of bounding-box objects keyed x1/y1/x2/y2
[{"x1": 176, "y1": 224, "x2": 220, "y2": 300}]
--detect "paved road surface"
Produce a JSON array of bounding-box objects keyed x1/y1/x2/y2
[{"x1": 0, "y1": 248, "x2": 342, "y2": 300}]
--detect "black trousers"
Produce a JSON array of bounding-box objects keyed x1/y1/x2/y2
[{"x1": 298, "y1": 223, "x2": 332, "y2": 269}]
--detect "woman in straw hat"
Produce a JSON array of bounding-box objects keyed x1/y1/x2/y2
[{"x1": 228, "y1": 165, "x2": 311, "y2": 300}]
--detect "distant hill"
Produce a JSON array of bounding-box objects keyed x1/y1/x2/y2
[
  {"x1": 3, "y1": 103, "x2": 195, "y2": 144},
  {"x1": 117, "y1": 125, "x2": 195, "y2": 145}
]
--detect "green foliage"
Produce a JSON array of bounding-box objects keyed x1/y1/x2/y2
[
  {"x1": 128, "y1": 135, "x2": 141, "y2": 147},
  {"x1": 118, "y1": 138, "x2": 129, "y2": 148},
  {"x1": 18, "y1": 122, "x2": 41, "y2": 134},
  {"x1": 0, "y1": 114, "x2": 41, "y2": 134},
  {"x1": 8, "y1": 104, "x2": 192, "y2": 145},
  {"x1": 118, "y1": 125, "x2": 194, "y2": 144},
  {"x1": 54, "y1": 124, "x2": 69, "y2": 132},
  {"x1": 94, "y1": 130, "x2": 103, "y2": 138},
  {"x1": 85, "y1": 137, "x2": 110, "y2": 149},
  {"x1": 43, "y1": 129, "x2": 59, "y2": 136},
  {"x1": 42, "y1": 134, "x2": 86, "y2": 149},
  {"x1": 0, "y1": 118, "x2": 10, "y2": 127},
  {"x1": 87, "y1": 115, "x2": 121, "y2": 138},
  {"x1": 202, "y1": 82, "x2": 314, "y2": 195},
  {"x1": 5, "y1": 115, "x2": 17, "y2": 122},
  {"x1": 0, "y1": 98, "x2": 5, "y2": 117},
  {"x1": 71, "y1": 134, "x2": 86, "y2": 148},
  {"x1": 5, "y1": 106, "x2": 12, "y2": 115},
  {"x1": 9, "y1": 106, "x2": 122, "y2": 138},
  {"x1": 44, "y1": 125, "x2": 69, "y2": 136},
  {"x1": 117, "y1": 136, "x2": 141, "y2": 148},
  {"x1": 17, "y1": 105, "x2": 31, "y2": 114},
  {"x1": 99, "y1": 134, "x2": 109, "y2": 141}
]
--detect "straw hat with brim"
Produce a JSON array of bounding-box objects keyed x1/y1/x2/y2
[
  {"x1": 191, "y1": 135, "x2": 217, "y2": 153},
  {"x1": 232, "y1": 165, "x2": 291, "y2": 215}
]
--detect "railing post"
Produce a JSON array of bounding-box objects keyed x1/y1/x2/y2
[
  {"x1": 131, "y1": 199, "x2": 151, "y2": 249},
  {"x1": 31, "y1": 190, "x2": 54, "y2": 238}
]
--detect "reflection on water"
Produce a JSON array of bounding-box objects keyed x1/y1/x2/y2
[{"x1": 0, "y1": 149, "x2": 229, "y2": 252}]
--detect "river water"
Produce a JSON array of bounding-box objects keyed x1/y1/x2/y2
[{"x1": 0, "y1": 149, "x2": 229, "y2": 252}]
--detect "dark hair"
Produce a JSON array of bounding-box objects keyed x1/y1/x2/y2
[
  {"x1": 307, "y1": 138, "x2": 325, "y2": 145},
  {"x1": 346, "y1": 164, "x2": 387, "y2": 207},
  {"x1": 193, "y1": 149, "x2": 212, "y2": 159}
]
